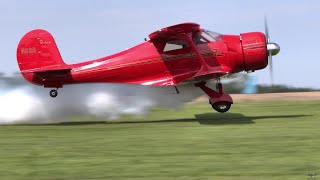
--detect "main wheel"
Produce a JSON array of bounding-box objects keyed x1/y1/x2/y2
[
  {"x1": 49, "y1": 89, "x2": 58, "y2": 98},
  {"x1": 211, "y1": 101, "x2": 231, "y2": 113}
]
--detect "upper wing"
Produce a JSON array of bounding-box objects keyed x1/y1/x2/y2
[{"x1": 149, "y1": 23, "x2": 200, "y2": 40}]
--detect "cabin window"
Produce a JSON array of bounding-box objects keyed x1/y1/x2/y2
[
  {"x1": 202, "y1": 30, "x2": 223, "y2": 42},
  {"x1": 163, "y1": 40, "x2": 189, "y2": 52},
  {"x1": 193, "y1": 34, "x2": 209, "y2": 45},
  {"x1": 201, "y1": 31, "x2": 216, "y2": 42}
]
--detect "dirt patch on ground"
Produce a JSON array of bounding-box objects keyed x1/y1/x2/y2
[{"x1": 192, "y1": 92, "x2": 320, "y2": 103}]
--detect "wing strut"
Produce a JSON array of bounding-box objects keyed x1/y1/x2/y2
[{"x1": 182, "y1": 34, "x2": 210, "y2": 77}]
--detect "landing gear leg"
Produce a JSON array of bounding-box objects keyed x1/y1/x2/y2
[
  {"x1": 49, "y1": 89, "x2": 58, "y2": 98},
  {"x1": 195, "y1": 81, "x2": 233, "y2": 113}
]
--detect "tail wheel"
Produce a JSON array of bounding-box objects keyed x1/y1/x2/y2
[
  {"x1": 49, "y1": 89, "x2": 58, "y2": 98},
  {"x1": 211, "y1": 101, "x2": 231, "y2": 113}
]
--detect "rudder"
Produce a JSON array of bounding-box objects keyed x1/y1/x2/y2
[{"x1": 17, "y1": 29, "x2": 67, "y2": 73}]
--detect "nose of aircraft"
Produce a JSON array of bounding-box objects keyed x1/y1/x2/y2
[
  {"x1": 267, "y1": 42, "x2": 280, "y2": 56},
  {"x1": 240, "y1": 32, "x2": 268, "y2": 71}
]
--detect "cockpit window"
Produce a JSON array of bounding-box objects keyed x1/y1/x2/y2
[
  {"x1": 202, "y1": 29, "x2": 223, "y2": 42},
  {"x1": 193, "y1": 34, "x2": 209, "y2": 45},
  {"x1": 163, "y1": 40, "x2": 189, "y2": 52}
]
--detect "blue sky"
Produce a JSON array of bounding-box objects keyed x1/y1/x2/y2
[{"x1": 1, "y1": 0, "x2": 319, "y2": 88}]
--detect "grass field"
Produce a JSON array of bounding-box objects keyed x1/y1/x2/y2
[{"x1": 0, "y1": 100, "x2": 320, "y2": 180}]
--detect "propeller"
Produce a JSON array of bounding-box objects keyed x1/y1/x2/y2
[{"x1": 264, "y1": 16, "x2": 280, "y2": 86}]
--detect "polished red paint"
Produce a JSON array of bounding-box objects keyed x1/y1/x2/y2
[
  {"x1": 241, "y1": 32, "x2": 268, "y2": 71},
  {"x1": 17, "y1": 23, "x2": 268, "y2": 87},
  {"x1": 16, "y1": 22, "x2": 271, "y2": 111}
]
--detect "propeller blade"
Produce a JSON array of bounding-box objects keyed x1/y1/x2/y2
[
  {"x1": 264, "y1": 16, "x2": 270, "y2": 43},
  {"x1": 265, "y1": 16, "x2": 274, "y2": 86},
  {"x1": 268, "y1": 50, "x2": 274, "y2": 86}
]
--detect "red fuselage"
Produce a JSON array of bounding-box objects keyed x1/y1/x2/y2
[{"x1": 20, "y1": 30, "x2": 267, "y2": 87}]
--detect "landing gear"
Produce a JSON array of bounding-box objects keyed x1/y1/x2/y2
[
  {"x1": 195, "y1": 80, "x2": 233, "y2": 113},
  {"x1": 49, "y1": 89, "x2": 58, "y2": 98},
  {"x1": 211, "y1": 101, "x2": 232, "y2": 113}
]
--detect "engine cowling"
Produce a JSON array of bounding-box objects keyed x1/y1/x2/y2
[{"x1": 240, "y1": 32, "x2": 268, "y2": 71}]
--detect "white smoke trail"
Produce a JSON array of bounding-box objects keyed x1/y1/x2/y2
[
  {"x1": 0, "y1": 74, "x2": 202, "y2": 124},
  {"x1": 0, "y1": 88, "x2": 46, "y2": 124}
]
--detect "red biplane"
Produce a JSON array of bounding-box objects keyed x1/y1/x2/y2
[{"x1": 16, "y1": 20, "x2": 280, "y2": 113}]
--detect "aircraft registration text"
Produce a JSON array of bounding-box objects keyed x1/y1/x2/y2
[{"x1": 21, "y1": 47, "x2": 37, "y2": 54}]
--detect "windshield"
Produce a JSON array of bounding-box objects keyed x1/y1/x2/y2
[{"x1": 202, "y1": 29, "x2": 223, "y2": 42}]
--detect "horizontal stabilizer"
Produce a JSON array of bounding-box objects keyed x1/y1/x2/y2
[{"x1": 22, "y1": 66, "x2": 71, "y2": 74}]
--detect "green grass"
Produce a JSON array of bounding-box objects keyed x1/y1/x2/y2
[{"x1": 1, "y1": 100, "x2": 320, "y2": 180}]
